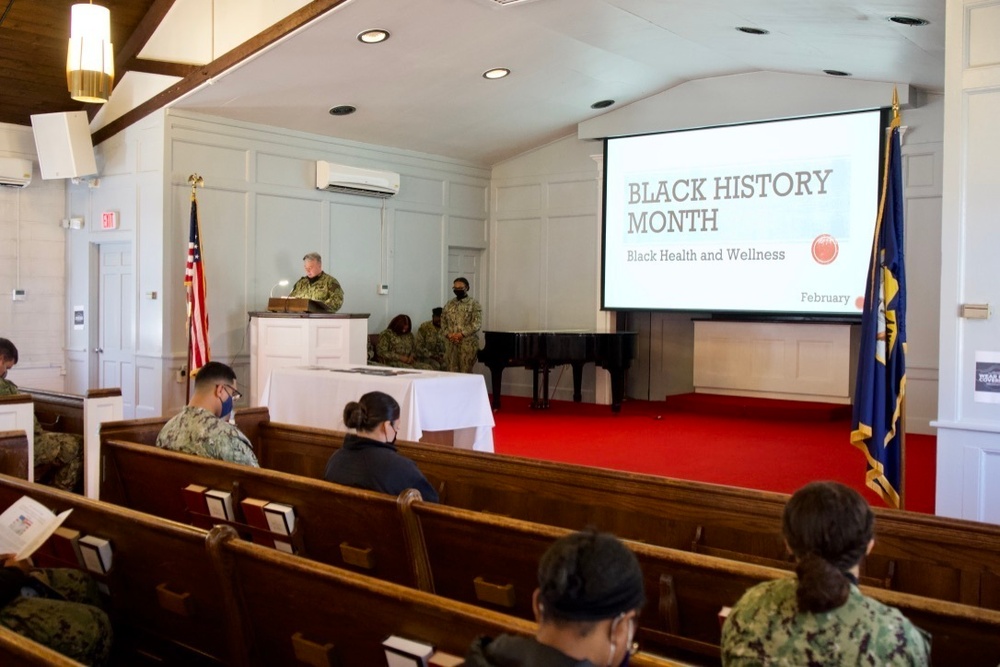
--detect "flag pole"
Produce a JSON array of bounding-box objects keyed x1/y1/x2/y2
[
  {"x1": 185, "y1": 173, "x2": 205, "y2": 403},
  {"x1": 891, "y1": 89, "x2": 907, "y2": 511}
]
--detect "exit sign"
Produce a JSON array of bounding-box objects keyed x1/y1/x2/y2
[{"x1": 101, "y1": 211, "x2": 118, "y2": 230}]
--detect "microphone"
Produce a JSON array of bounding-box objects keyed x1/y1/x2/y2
[{"x1": 270, "y1": 279, "x2": 289, "y2": 298}]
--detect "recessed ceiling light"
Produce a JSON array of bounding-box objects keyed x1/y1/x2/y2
[
  {"x1": 823, "y1": 69, "x2": 851, "y2": 77},
  {"x1": 329, "y1": 105, "x2": 357, "y2": 116},
  {"x1": 591, "y1": 100, "x2": 615, "y2": 109},
  {"x1": 483, "y1": 68, "x2": 510, "y2": 80},
  {"x1": 357, "y1": 29, "x2": 390, "y2": 44},
  {"x1": 889, "y1": 16, "x2": 929, "y2": 27},
  {"x1": 736, "y1": 26, "x2": 769, "y2": 35}
]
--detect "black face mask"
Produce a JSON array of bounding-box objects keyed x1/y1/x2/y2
[{"x1": 453, "y1": 289, "x2": 467, "y2": 299}]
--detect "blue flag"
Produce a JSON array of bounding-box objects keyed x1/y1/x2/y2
[{"x1": 851, "y1": 120, "x2": 907, "y2": 508}]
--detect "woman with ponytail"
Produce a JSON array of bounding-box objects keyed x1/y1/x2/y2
[
  {"x1": 323, "y1": 391, "x2": 438, "y2": 502},
  {"x1": 721, "y1": 481, "x2": 930, "y2": 666}
]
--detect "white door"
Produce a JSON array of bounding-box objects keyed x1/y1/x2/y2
[
  {"x1": 447, "y1": 248, "x2": 482, "y2": 301},
  {"x1": 98, "y1": 243, "x2": 135, "y2": 417}
]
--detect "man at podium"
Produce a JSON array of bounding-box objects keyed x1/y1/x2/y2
[{"x1": 289, "y1": 252, "x2": 344, "y2": 312}]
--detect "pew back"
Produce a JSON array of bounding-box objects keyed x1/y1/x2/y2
[
  {"x1": 0, "y1": 474, "x2": 226, "y2": 665},
  {"x1": 0, "y1": 624, "x2": 84, "y2": 667},
  {"x1": 205, "y1": 526, "x2": 681, "y2": 667},
  {"x1": 406, "y1": 499, "x2": 1000, "y2": 667},
  {"x1": 0, "y1": 430, "x2": 29, "y2": 479},
  {"x1": 100, "y1": 439, "x2": 430, "y2": 590},
  {"x1": 100, "y1": 415, "x2": 1000, "y2": 610}
]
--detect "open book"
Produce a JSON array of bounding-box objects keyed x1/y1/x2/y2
[{"x1": 0, "y1": 495, "x2": 72, "y2": 561}]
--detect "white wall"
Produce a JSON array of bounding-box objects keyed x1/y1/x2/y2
[
  {"x1": 934, "y1": 0, "x2": 1000, "y2": 523},
  {"x1": 65, "y1": 109, "x2": 490, "y2": 417},
  {"x1": 0, "y1": 122, "x2": 68, "y2": 389},
  {"x1": 490, "y1": 73, "x2": 943, "y2": 432}
]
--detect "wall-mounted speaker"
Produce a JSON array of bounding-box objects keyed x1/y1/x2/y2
[{"x1": 30, "y1": 110, "x2": 98, "y2": 180}]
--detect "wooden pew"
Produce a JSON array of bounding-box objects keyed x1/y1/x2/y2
[
  {"x1": 0, "y1": 394, "x2": 35, "y2": 481},
  {"x1": 205, "y1": 525, "x2": 681, "y2": 667},
  {"x1": 0, "y1": 624, "x2": 84, "y2": 667},
  {"x1": 0, "y1": 430, "x2": 29, "y2": 479},
  {"x1": 0, "y1": 474, "x2": 228, "y2": 665},
  {"x1": 100, "y1": 439, "x2": 431, "y2": 590},
  {"x1": 4, "y1": 388, "x2": 123, "y2": 496},
  {"x1": 99, "y1": 415, "x2": 1000, "y2": 611},
  {"x1": 403, "y1": 496, "x2": 1000, "y2": 667},
  {"x1": 30, "y1": 387, "x2": 123, "y2": 498}
]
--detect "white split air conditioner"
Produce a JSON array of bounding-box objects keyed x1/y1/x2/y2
[
  {"x1": 0, "y1": 157, "x2": 32, "y2": 188},
  {"x1": 315, "y1": 161, "x2": 399, "y2": 198}
]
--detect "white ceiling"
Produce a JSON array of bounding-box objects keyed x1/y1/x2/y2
[{"x1": 170, "y1": 0, "x2": 946, "y2": 165}]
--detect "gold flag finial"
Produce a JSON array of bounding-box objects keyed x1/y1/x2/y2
[
  {"x1": 188, "y1": 173, "x2": 204, "y2": 198},
  {"x1": 890, "y1": 87, "x2": 901, "y2": 128}
]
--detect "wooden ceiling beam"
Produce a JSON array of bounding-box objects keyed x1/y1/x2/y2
[
  {"x1": 92, "y1": 0, "x2": 351, "y2": 146},
  {"x1": 123, "y1": 58, "x2": 196, "y2": 79},
  {"x1": 114, "y1": 0, "x2": 177, "y2": 79}
]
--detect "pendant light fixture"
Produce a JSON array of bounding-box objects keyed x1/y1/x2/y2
[{"x1": 67, "y1": 2, "x2": 114, "y2": 103}]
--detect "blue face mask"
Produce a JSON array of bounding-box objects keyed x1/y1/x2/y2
[{"x1": 220, "y1": 390, "x2": 234, "y2": 419}]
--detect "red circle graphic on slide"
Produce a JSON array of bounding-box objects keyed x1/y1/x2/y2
[
  {"x1": 855, "y1": 296, "x2": 865, "y2": 310},
  {"x1": 811, "y1": 234, "x2": 839, "y2": 265}
]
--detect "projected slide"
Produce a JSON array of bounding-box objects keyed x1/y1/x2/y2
[{"x1": 603, "y1": 110, "x2": 882, "y2": 315}]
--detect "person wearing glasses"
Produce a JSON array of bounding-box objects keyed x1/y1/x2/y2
[
  {"x1": 155, "y1": 361, "x2": 258, "y2": 467},
  {"x1": 323, "y1": 391, "x2": 438, "y2": 502},
  {"x1": 288, "y1": 252, "x2": 344, "y2": 312},
  {"x1": 465, "y1": 529, "x2": 644, "y2": 667}
]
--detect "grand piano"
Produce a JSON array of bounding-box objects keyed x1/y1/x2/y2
[{"x1": 478, "y1": 331, "x2": 638, "y2": 412}]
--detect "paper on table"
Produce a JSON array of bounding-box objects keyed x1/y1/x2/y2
[{"x1": 0, "y1": 495, "x2": 73, "y2": 561}]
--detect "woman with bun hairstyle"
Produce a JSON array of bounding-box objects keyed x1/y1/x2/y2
[
  {"x1": 721, "y1": 481, "x2": 930, "y2": 666},
  {"x1": 322, "y1": 391, "x2": 438, "y2": 502}
]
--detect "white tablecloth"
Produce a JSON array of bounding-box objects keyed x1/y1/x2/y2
[{"x1": 261, "y1": 366, "x2": 495, "y2": 452}]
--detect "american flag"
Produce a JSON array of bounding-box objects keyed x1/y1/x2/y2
[{"x1": 186, "y1": 193, "x2": 210, "y2": 373}]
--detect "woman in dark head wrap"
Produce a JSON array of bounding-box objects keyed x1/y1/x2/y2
[
  {"x1": 466, "y1": 529, "x2": 645, "y2": 666},
  {"x1": 721, "y1": 481, "x2": 930, "y2": 666},
  {"x1": 376, "y1": 314, "x2": 424, "y2": 368}
]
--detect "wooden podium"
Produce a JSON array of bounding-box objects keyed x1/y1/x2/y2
[{"x1": 266, "y1": 297, "x2": 331, "y2": 313}]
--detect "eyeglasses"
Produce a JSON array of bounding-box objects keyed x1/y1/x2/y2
[{"x1": 220, "y1": 385, "x2": 243, "y2": 401}]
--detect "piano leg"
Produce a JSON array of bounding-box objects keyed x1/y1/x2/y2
[
  {"x1": 609, "y1": 366, "x2": 626, "y2": 413},
  {"x1": 570, "y1": 362, "x2": 585, "y2": 402},
  {"x1": 531, "y1": 367, "x2": 543, "y2": 409},
  {"x1": 531, "y1": 365, "x2": 551, "y2": 409},
  {"x1": 486, "y1": 364, "x2": 504, "y2": 410}
]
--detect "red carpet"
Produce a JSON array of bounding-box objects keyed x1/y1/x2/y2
[{"x1": 491, "y1": 394, "x2": 936, "y2": 514}]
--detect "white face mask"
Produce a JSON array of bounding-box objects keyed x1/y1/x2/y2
[{"x1": 607, "y1": 616, "x2": 636, "y2": 667}]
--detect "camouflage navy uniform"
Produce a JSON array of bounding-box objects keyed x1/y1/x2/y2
[
  {"x1": 156, "y1": 406, "x2": 259, "y2": 467},
  {"x1": 415, "y1": 320, "x2": 446, "y2": 371},
  {"x1": 441, "y1": 296, "x2": 482, "y2": 374},
  {"x1": 1, "y1": 567, "x2": 112, "y2": 665},
  {"x1": 721, "y1": 578, "x2": 931, "y2": 666},
  {"x1": 376, "y1": 330, "x2": 431, "y2": 369},
  {"x1": 0, "y1": 378, "x2": 83, "y2": 492},
  {"x1": 289, "y1": 272, "x2": 344, "y2": 312}
]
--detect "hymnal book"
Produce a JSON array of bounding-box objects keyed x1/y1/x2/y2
[
  {"x1": 263, "y1": 503, "x2": 295, "y2": 535},
  {"x1": 382, "y1": 635, "x2": 434, "y2": 667},
  {"x1": 205, "y1": 490, "x2": 235, "y2": 521},
  {"x1": 78, "y1": 535, "x2": 113, "y2": 574},
  {"x1": 182, "y1": 484, "x2": 210, "y2": 515},
  {"x1": 240, "y1": 498, "x2": 275, "y2": 548},
  {"x1": 429, "y1": 651, "x2": 465, "y2": 667},
  {"x1": 0, "y1": 495, "x2": 73, "y2": 561},
  {"x1": 49, "y1": 527, "x2": 83, "y2": 566}
]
